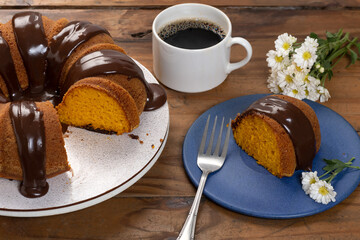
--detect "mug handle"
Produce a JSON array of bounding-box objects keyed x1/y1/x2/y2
[{"x1": 226, "y1": 37, "x2": 252, "y2": 74}]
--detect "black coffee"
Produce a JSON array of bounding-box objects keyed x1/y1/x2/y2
[{"x1": 158, "y1": 19, "x2": 225, "y2": 49}]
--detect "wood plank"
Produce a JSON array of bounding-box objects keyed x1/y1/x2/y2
[
  {"x1": 1, "y1": 0, "x2": 360, "y2": 8},
  {"x1": 1, "y1": 191, "x2": 360, "y2": 239}
]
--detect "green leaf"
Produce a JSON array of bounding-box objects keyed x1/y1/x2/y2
[
  {"x1": 336, "y1": 28, "x2": 343, "y2": 36},
  {"x1": 341, "y1": 32, "x2": 350, "y2": 43},
  {"x1": 318, "y1": 39, "x2": 327, "y2": 46},
  {"x1": 310, "y1": 32, "x2": 318, "y2": 39},
  {"x1": 323, "y1": 159, "x2": 348, "y2": 174},
  {"x1": 356, "y1": 43, "x2": 360, "y2": 55},
  {"x1": 323, "y1": 159, "x2": 346, "y2": 171},
  {"x1": 326, "y1": 31, "x2": 335, "y2": 39},
  {"x1": 327, "y1": 37, "x2": 338, "y2": 43},
  {"x1": 349, "y1": 49, "x2": 358, "y2": 65},
  {"x1": 328, "y1": 70, "x2": 333, "y2": 80},
  {"x1": 322, "y1": 60, "x2": 331, "y2": 69},
  {"x1": 321, "y1": 158, "x2": 357, "y2": 183}
]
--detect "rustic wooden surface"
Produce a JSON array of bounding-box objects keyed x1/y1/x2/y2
[{"x1": 0, "y1": 1, "x2": 360, "y2": 239}]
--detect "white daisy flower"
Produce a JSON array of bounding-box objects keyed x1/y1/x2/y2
[
  {"x1": 293, "y1": 43, "x2": 318, "y2": 70},
  {"x1": 267, "y1": 71, "x2": 282, "y2": 94},
  {"x1": 303, "y1": 75, "x2": 321, "y2": 89},
  {"x1": 275, "y1": 33, "x2": 297, "y2": 56},
  {"x1": 277, "y1": 66, "x2": 303, "y2": 90},
  {"x1": 304, "y1": 36, "x2": 319, "y2": 49},
  {"x1": 302, "y1": 75, "x2": 321, "y2": 101},
  {"x1": 305, "y1": 85, "x2": 320, "y2": 101},
  {"x1": 301, "y1": 171, "x2": 319, "y2": 195},
  {"x1": 283, "y1": 83, "x2": 306, "y2": 100},
  {"x1": 317, "y1": 85, "x2": 331, "y2": 102},
  {"x1": 309, "y1": 180, "x2": 337, "y2": 204},
  {"x1": 266, "y1": 50, "x2": 290, "y2": 71},
  {"x1": 292, "y1": 62, "x2": 310, "y2": 75}
]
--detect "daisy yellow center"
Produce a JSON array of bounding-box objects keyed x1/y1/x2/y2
[
  {"x1": 285, "y1": 75, "x2": 293, "y2": 83},
  {"x1": 305, "y1": 89, "x2": 309, "y2": 96},
  {"x1": 309, "y1": 178, "x2": 316, "y2": 184},
  {"x1": 303, "y1": 51, "x2": 312, "y2": 60},
  {"x1": 292, "y1": 89, "x2": 298, "y2": 94},
  {"x1": 304, "y1": 76, "x2": 310, "y2": 84},
  {"x1": 296, "y1": 66, "x2": 302, "y2": 72},
  {"x1": 282, "y1": 42, "x2": 290, "y2": 50},
  {"x1": 319, "y1": 186, "x2": 329, "y2": 196},
  {"x1": 275, "y1": 55, "x2": 283, "y2": 63}
]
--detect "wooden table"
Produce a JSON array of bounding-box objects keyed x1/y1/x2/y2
[{"x1": 1, "y1": 1, "x2": 360, "y2": 239}]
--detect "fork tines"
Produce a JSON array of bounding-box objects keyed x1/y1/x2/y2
[{"x1": 199, "y1": 115, "x2": 231, "y2": 157}]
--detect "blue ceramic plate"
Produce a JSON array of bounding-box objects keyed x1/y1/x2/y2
[{"x1": 183, "y1": 94, "x2": 360, "y2": 219}]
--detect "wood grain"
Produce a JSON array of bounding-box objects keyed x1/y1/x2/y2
[
  {"x1": 1, "y1": 0, "x2": 360, "y2": 8},
  {"x1": 1, "y1": 191, "x2": 360, "y2": 239},
  {"x1": 0, "y1": 5, "x2": 359, "y2": 240}
]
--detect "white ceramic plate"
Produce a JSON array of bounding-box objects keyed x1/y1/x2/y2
[{"x1": 0, "y1": 61, "x2": 169, "y2": 217}]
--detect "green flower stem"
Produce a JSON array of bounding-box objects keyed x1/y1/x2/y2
[
  {"x1": 323, "y1": 174, "x2": 337, "y2": 184},
  {"x1": 319, "y1": 170, "x2": 332, "y2": 179},
  {"x1": 327, "y1": 37, "x2": 358, "y2": 65},
  {"x1": 319, "y1": 157, "x2": 356, "y2": 184},
  {"x1": 347, "y1": 165, "x2": 360, "y2": 170},
  {"x1": 320, "y1": 72, "x2": 328, "y2": 85},
  {"x1": 328, "y1": 48, "x2": 347, "y2": 62},
  {"x1": 330, "y1": 52, "x2": 346, "y2": 70}
]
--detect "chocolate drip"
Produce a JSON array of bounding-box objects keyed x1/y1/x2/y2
[
  {"x1": 1, "y1": 12, "x2": 59, "y2": 105},
  {"x1": 12, "y1": 12, "x2": 48, "y2": 94},
  {"x1": 145, "y1": 83, "x2": 167, "y2": 111},
  {"x1": 64, "y1": 49, "x2": 166, "y2": 110},
  {"x1": 0, "y1": 33, "x2": 23, "y2": 100},
  {"x1": 9, "y1": 101, "x2": 48, "y2": 198},
  {"x1": 245, "y1": 96, "x2": 316, "y2": 170},
  {"x1": 46, "y1": 21, "x2": 110, "y2": 89}
]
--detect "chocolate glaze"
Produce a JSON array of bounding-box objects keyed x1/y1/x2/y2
[
  {"x1": 0, "y1": 33, "x2": 23, "y2": 101},
  {"x1": 244, "y1": 95, "x2": 316, "y2": 171},
  {"x1": 46, "y1": 21, "x2": 110, "y2": 89},
  {"x1": 13, "y1": 12, "x2": 48, "y2": 94},
  {"x1": 9, "y1": 101, "x2": 48, "y2": 198},
  {"x1": 63, "y1": 49, "x2": 166, "y2": 110},
  {"x1": 61, "y1": 123, "x2": 69, "y2": 134},
  {"x1": 145, "y1": 83, "x2": 167, "y2": 111}
]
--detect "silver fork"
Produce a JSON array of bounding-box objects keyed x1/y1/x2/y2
[{"x1": 178, "y1": 115, "x2": 232, "y2": 240}]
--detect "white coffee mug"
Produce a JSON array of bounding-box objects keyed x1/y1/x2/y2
[{"x1": 152, "y1": 3, "x2": 252, "y2": 93}]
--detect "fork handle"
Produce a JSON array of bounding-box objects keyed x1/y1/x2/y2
[{"x1": 177, "y1": 171, "x2": 209, "y2": 240}]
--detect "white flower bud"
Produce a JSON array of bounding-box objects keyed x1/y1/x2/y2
[
  {"x1": 320, "y1": 67, "x2": 325, "y2": 73},
  {"x1": 315, "y1": 63, "x2": 321, "y2": 69}
]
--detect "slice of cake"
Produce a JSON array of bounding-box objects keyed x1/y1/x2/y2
[
  {"x1": 231, "y1": 95, "x2": 321, "y2": 177},
  {"x1": 56, "y1": 77, "x2": 140, "y2": 134},
  {"x1": 0, "y1": 101, "x2": 69, "y2": 197}
]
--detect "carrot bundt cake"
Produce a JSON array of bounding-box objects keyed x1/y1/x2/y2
[
  {"x1": 0, "y1": 11, "x2": 167, "y2": 197},
  {"x1": 231, "y1": 95, "x2": 321, "y2": 178}
]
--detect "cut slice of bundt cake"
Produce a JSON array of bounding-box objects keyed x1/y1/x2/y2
[
  {"x1": 232, "y1": 95, "x2": 321, "y2": 178},
  {"x1": 56, "y1": 77, "x2": 140, "y2": 134},
  {"x1": 0, "y1": 101, "x2": 69, "y2": 197}
]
